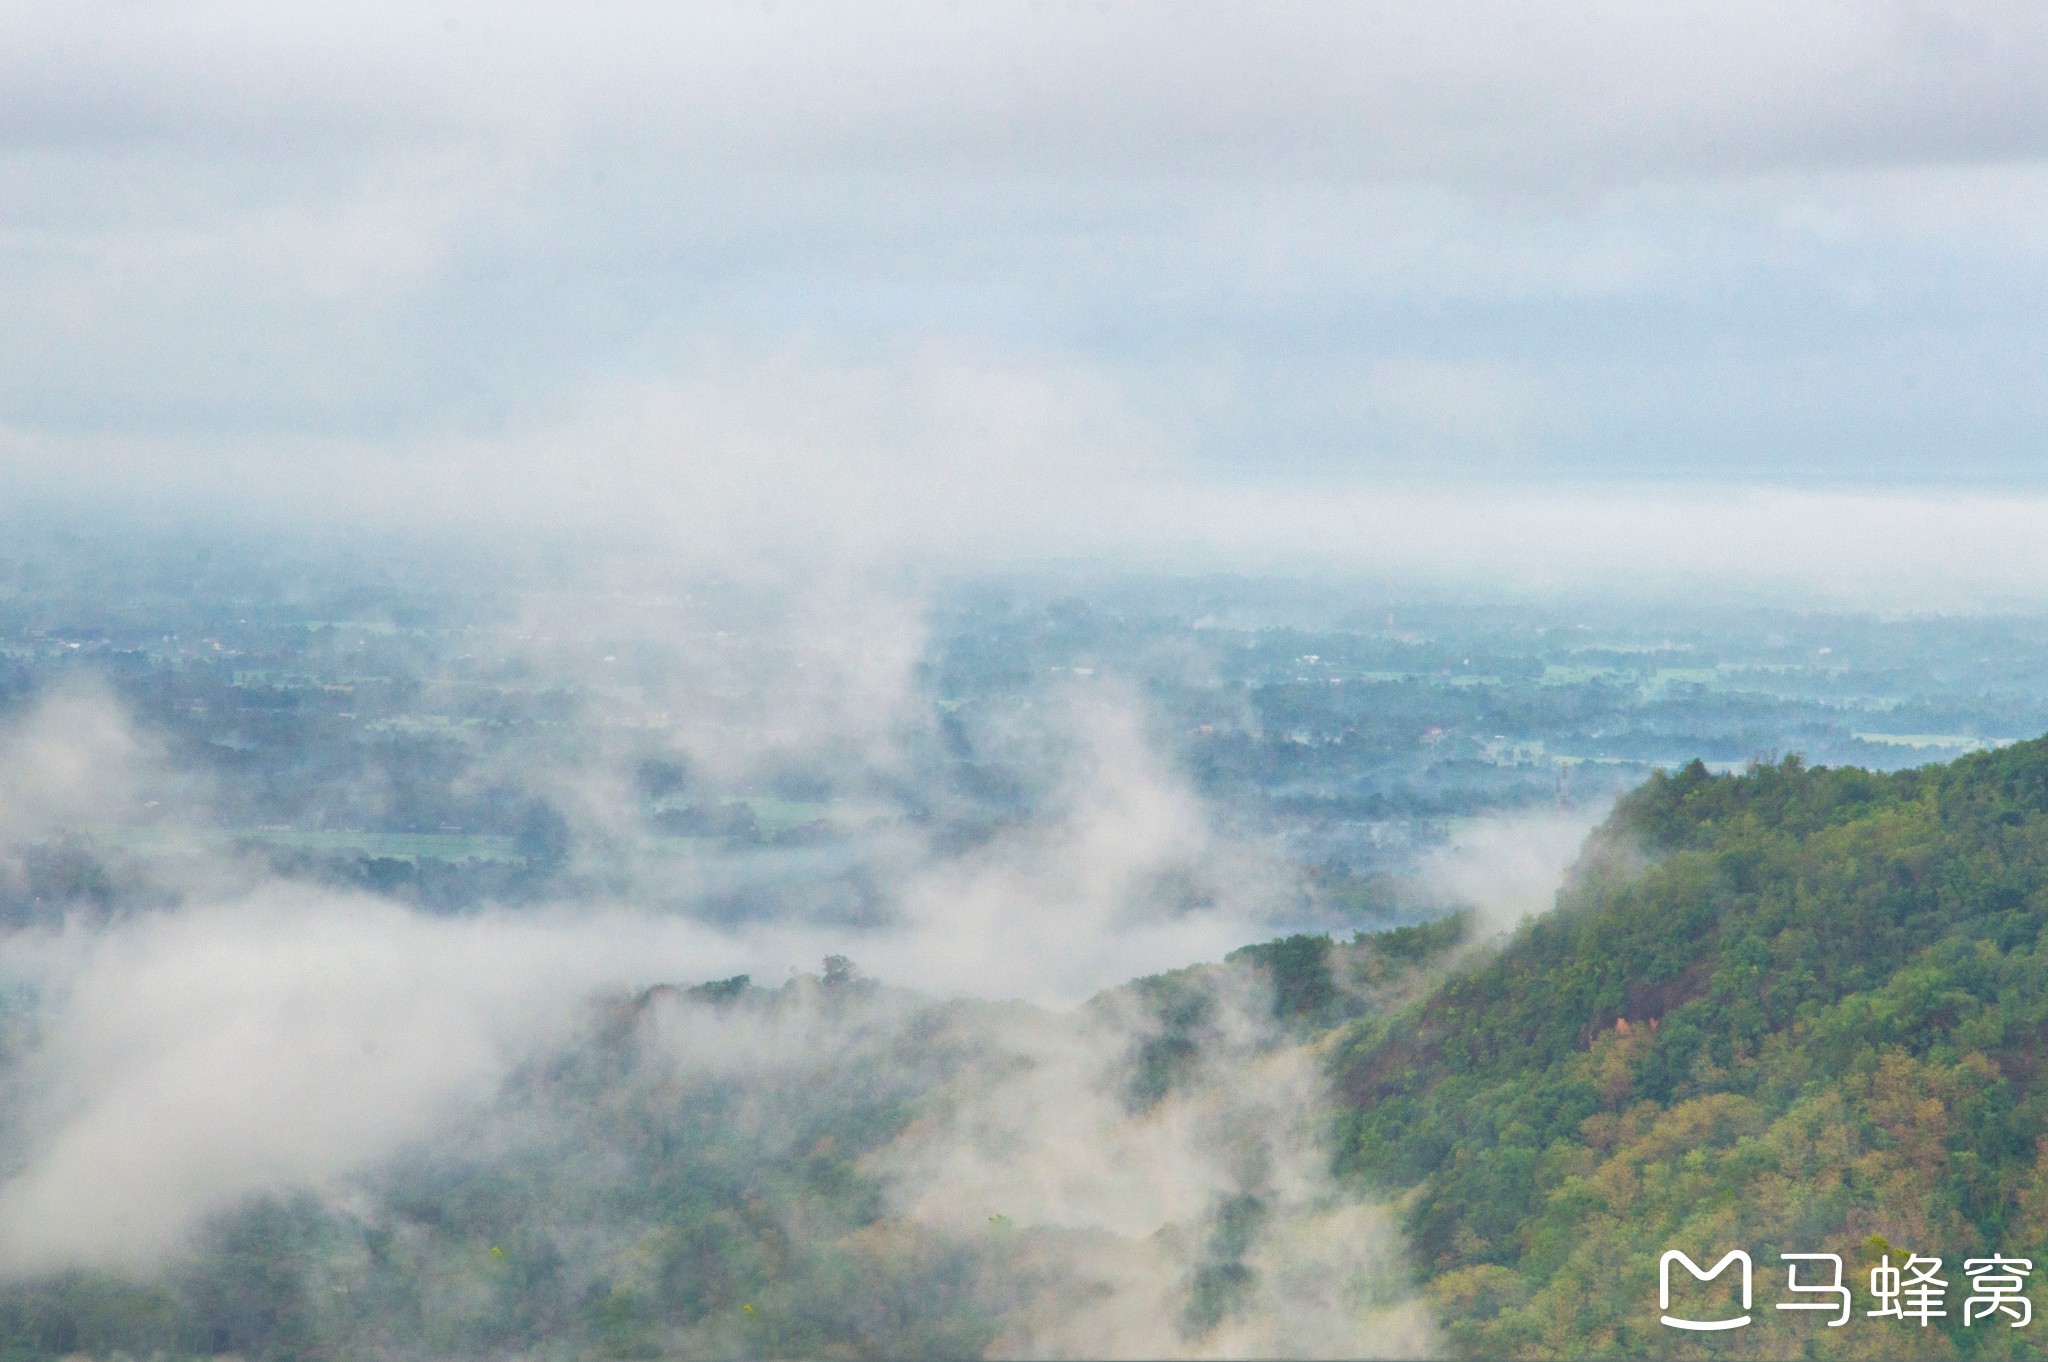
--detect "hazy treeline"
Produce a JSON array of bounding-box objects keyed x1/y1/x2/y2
[{"x1": 0, "y1": 925, "x2": 1466, "y2": 1360}]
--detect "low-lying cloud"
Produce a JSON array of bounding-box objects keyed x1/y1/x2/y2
[
  {"x1": 0, "y1": 584, "x2": 1602, "y2": 1362},
  {"x1": 0, "y1": 656, "x2": 1321, "y2": 1275},
  {"x1": 1415, "y1": 804, "x2": 1613, "y2": 935}
]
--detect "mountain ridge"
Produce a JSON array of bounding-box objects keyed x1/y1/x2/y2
[{"x1": 1334, "y1": 740, "x2": 2048, "y2": 1357}]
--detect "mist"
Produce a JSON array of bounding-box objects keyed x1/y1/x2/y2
[
  {"x1": 1415, "y1": 805, "x2": 1613, "y2": 936},
  {"x1": 0, "y1": 605, "x2": 1575, "y2": 1359},
  {"x1": 1, "y1": 3, "x2": 2036, "y2": 1354}
]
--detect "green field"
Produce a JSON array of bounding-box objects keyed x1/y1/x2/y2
[
  {"x1": 93, "y1": 827, "x2": 521, "y2": 861},
  {"x1": 1851, "y1": 731, "x2": 2019, "y2": 750},
  {"x1": 92, "y1": 800, "x2": 838, "y2": 866},
  {"x1": 1537, "y1": 663, "x2": 1627, "y2": 685},
  {"x1": 741, "y1": 797, "x2": 833, "y2": 833}
]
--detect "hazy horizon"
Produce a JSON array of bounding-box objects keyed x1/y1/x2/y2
[{"x1": 4, "y1": 3, "x2": 2048, "y2": 596}]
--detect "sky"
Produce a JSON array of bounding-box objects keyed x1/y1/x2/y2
[{"x1": 5, "y1": 2, "x2": 2048, "y2": 572}]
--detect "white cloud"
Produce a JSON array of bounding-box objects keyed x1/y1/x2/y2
[
  {"x1": 1416, "y1": 807, "x2": 1613, "y2": 935},
  {"x1": 0, "y1": 670, "x2": 1314, "y2": 1270},
  {"x1": 1362, "y1": 360, "x2": 1551, "y2": 458},
  {"x1": 6, "y1": 3, "x2": 2046, "y2": 182},
  {"x1": 1, "y1": 2, "x2": 2046, "y2": 542}
]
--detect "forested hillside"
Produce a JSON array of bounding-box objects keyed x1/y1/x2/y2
[
  {"x1": 21, "y1": 738, "x2": 2048, "y2": 1358},
  {"x1": 1336, "y1": 741, "x2": 2048, "y2": 1358},
  {"x1": 0, "y1": 930, "x2": 1456, "y2": 1361}
]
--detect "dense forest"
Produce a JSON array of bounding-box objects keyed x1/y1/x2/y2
[
  {"x1": 0, "y1": 926, "x2": 1460, "y2": 1361},
  {"x1": 26, "y1": 741, "x2": 2048, "y2": 1356},
  {"x1": 1336, "y1": 740, "x2": 2048, "y2": 1357}
]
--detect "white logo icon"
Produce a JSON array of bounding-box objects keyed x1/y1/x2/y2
[{"x1": 1660, "y1": 1250, "x2": 1752, "y2": 1331}]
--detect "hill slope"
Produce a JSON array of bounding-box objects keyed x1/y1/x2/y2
[{"x1": 1337, "y1": 743, "x2": 2048, "y2": 1358}]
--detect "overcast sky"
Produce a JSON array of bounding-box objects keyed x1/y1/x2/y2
[{"x1": 5, "y1": 2, "x2": 2048, "y2": 571}]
